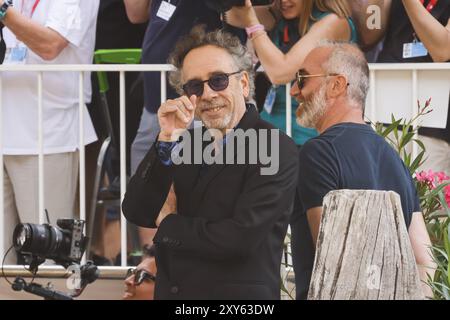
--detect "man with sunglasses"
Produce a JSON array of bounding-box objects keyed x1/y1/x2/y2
[
  {"x1": 123, "y1": 245, "x2": 157, "y2": 300},
  {"x1": 290, "y1": 41, "x2": 435, "y2": 299},
  {"x1": 123, "y1": 26, "x2": 299, "y2": 300}
]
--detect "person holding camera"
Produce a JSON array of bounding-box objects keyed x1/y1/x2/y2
[{"x1": 0, "y1": 0, "x2": 99, "y2": 264}]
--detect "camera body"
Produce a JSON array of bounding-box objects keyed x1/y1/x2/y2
[
  {"x1": 204, "y1": 0, "x2": 275, "y2": 13},
  {"x1": 13, "y1": 219, "x2": 87, "y2": 266}
]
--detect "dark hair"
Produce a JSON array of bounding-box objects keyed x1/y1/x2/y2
[{"x1": 168, "y1": 25, "x2": 255, "y2": 101}]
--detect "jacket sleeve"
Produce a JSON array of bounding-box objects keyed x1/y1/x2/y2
[
  {"x1": 122, "y1": 142, "x2": 174, "y2": 228},
  {"x1": 153, "y1": 138, "x2": 299, "y2": 260}
]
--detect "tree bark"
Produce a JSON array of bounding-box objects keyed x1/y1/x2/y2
[{"x1": 308, "y1": 190, "x2": 424, "y2": 300}]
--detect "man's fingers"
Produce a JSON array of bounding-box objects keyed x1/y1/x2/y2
[
  {"x1": 179, "y1": 95, "x2": 194, "y2": 111},
  {"x1": 189, "y1": 95, "x2": 197, "y2": 109},
  {"x1": 175, "y1": 106, "x2": 190, "y2": 123},
  {"x1": 158, "y1": 103, "x2": 178, "y2": 116},
  {"x1": 159, "y1": 99, "x2": 193, "y2": 124}
]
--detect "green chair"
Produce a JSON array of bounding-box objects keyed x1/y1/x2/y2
[{"x1": 87, "y1": 49, "x2": 142, "y2": 260}]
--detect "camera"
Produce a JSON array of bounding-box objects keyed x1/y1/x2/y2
[
  {"x1": 13, "y1": 219, "x2": 87, "y2": 266},
  {"x1": 7, "y1": 218, "x2": 99, "y2": 300},
  {"x1": 204, "y1": 0, "x2": 275, "y2": 13}
]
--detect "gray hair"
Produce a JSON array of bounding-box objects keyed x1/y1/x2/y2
[
  {"x1": 318, "y1": 41, "x2": 370, "y2": 111},
  {"x1": 168, "y1": 25, "x2": 255, "y2": 101}
]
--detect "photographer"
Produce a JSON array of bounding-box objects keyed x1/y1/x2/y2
[
  {"x1": 123, "y1": 244, "x2": 157, "y2": 300},
  {"x1": 1, "y1": 0, "x2": 99, "y2": 264}
]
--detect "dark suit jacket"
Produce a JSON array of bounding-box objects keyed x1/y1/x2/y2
[{"x1": 122, "y1": 106, "x2": 299, "y2": 300}]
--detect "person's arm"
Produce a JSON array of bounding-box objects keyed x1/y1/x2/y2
[
  {"x1": 252, "y1": 14, "x2": 351, "y2": 84},
  {"x1": 226, "y1": 3, "x2": 276, "y2": 31},
  {"x1": 122, "y1": 96, "x2": 195, "y2": 227},
  {"x1": 349, "y1": 0, "x2": 392, "y2": 50},
  {"x1": 124, "y1": 0, "x2": 151, "y2": 24},
  {"x1": 155, "y1": 184, "x2": 177, "y2": 226},
  {"x1": 306, "y1": 207, "x2": 323, "y2": 247},
  {"x1": 408, "y1": 212, "x2": 436, "y2": 299},
  {"x1": 228, "y1": 1, "x2": 351, "y2": 84},
  {"x1": 2, "y1": 6, "x2": 68, "y2": 60},
  {"x1": 402, "y1": 0, "x2": 450, "y2": 62},
  {"x1": 153, "y1": 137, "x2": 299, "y2": 261}
]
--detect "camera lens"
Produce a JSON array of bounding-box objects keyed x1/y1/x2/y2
[{"x1": 13, "y1": 223, "x2": 71, "y2": 259}]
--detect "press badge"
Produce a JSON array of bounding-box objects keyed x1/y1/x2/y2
[
  {"x1": 156, "y1": 1, "x2": 176, "y2": 21},
  {"x1": 403, "y1": 41, "x2": 428, "y2": 59},
  {"x1": 4, "y1": 46, "x2": 28, "y2": 65},
  {"x1": 263, "y1": 85, "x2": 277, "y2": 114}
]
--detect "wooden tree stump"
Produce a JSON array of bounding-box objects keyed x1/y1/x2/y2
[{"x1": 308, "y1": 190, "x2": 424, "y2": 300}]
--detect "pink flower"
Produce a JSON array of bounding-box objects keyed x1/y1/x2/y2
[
  {"x1": 436, "y1": 171, "x2": 450, "y2": 183},
  {"x1": 445, "y1": 185, "x2": 450, "y2": 208},
  {"x1": 416, "y1": 170, "x2": 438, "y2": 189},
  {"x1": 416, "y1": 171, "x2": 428, "y2": 183}
]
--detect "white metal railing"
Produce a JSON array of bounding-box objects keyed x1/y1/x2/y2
[
  {"x1": 0, "y1": 64, "x2": 174, "y2": 272},
  {"x1": 0, "y1": 63, "x2": 449, "y2": 275}
]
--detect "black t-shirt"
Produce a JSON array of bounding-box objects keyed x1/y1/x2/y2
[
  {"x1": 292, "y1": 123, "x2": 421, "y2": 299},
  {"x1": 378, "y1": 0, "x2": 450, "y2": 63},
  {"x1": 377, "y1": 0, "x2": 450, "y2": 143},
  {"x1": 96, "y1": 0, "x2": 147, "y2": 50}
]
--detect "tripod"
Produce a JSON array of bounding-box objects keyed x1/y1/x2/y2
[{"x1": 11, "y1": 261, "x2": 99, "y2": 300}]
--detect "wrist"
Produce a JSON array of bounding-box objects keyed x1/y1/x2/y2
[
  {"x1": 158, "y1": 131, "x2": 175, "y2": 142},
  {"x1": 246, "y1": 24, "x2": 265, "y2": 39},
  {"x1": 244, "y1": 9, "x2": 260, "y2": 28},
  {"x1": 0, "y1": 0, "x2": 12, "y2": 22}
]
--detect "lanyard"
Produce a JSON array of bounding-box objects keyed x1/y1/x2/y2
[
  {"x1": 21, "y1": 0, "x2": 41, "y2": 18},
  {"x1": 420, "y1": 0, "x2": 438, "y2": 13}
]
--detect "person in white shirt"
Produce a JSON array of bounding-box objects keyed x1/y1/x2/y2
[{"x1": 0, "y1": 0, "x2": 99, "y2": 263}]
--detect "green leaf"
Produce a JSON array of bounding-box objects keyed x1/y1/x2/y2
[
  {"x1": 399, "y1": 132, "x2": 415, "y2": 150},
  {"x1": 403, "y1": 150, "x2": 411, "y2": 167},
  {"x1": 381, "y1": 120, "x2": 402, "y2": 138},
  {"x1": 426, "y1": 182, "x2": 450, "y2": 199},
  {"x1": 410, "y1": 150, "x2": 426, "y2": 174},
  {"x1": 413, "y1": 139, "x2": 426, "y2": 153}
]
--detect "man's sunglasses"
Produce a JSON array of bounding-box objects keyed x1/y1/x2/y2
[
  {"x1": 295, "y1": 71, "x2": 343, "y2": 90},
  {"x1": 182, "y1": 71, "x2": 242, "y2": 97},
  {"x1": 126, "y1": 268, "x2": 156, "y2": 286}
]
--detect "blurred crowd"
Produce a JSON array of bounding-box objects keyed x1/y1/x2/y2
[{"x1": 0, "y1": 0, "x2": 448, "y2": 300}]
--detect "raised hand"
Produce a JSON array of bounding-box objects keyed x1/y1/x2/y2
[{"x1": 157, "y1": 95, "x2": 197, "y2": 142}]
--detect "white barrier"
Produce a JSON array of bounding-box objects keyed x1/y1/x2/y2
[{"x1": 0, "y1": 63, "x2": 448, "y2": 275}]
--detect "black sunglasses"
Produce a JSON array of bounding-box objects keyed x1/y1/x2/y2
[
  {"x1": 182, "y1": 71, "x2": 242, "y2": 97},
  {"x1": 295, "y1": 71, "x2": 343, "y2": 90},
  {"x1": 126, "y1": 268, "x2": 156, "y2": 285}
]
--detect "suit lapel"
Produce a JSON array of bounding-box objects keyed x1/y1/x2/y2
[{"x1": 188, "y1": 105, "x2": 260, "y2": 215}]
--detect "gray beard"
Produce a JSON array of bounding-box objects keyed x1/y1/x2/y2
[
  {"x1": 198, "y1": 99, "x2": 233, "y2": 130},
  {"x1": 296, "y1": 84, "x2": 328, "y2": 129},
  {"x1": 201, "y1": 112, "x2": 233, "y2": 130}
]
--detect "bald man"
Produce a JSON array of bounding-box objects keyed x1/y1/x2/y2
[{"x1": 290, "y1": 41, "x2": 435, "y2": 299}]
